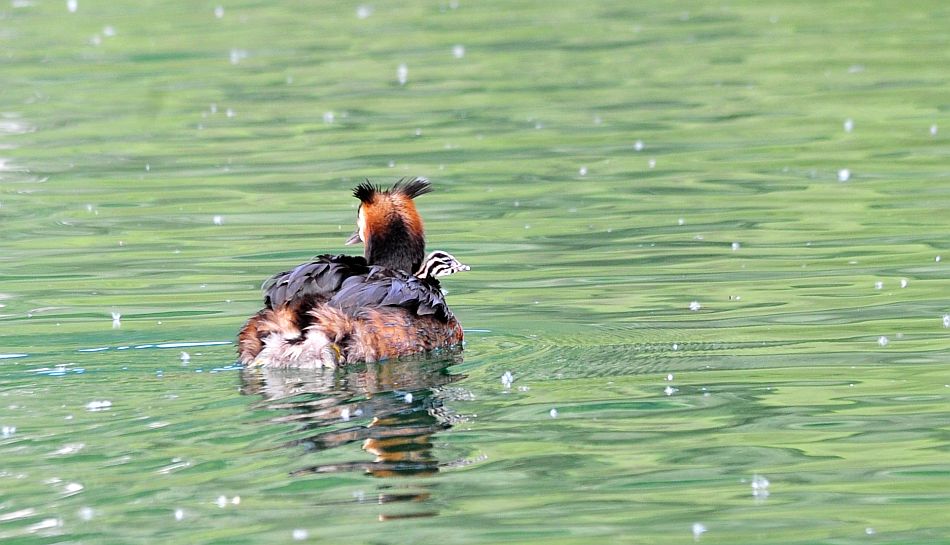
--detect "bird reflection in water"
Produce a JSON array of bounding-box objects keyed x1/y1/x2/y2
[{"x1": 240, "y1": 350, "x2": 466, "y2": 518}]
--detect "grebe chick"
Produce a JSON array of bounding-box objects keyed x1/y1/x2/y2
[{"x1": 237, "y1": 178, "x2": 467, "y2": 368}]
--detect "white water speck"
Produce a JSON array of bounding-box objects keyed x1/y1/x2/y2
[
  {"x1": 388, "y1": 160, "x2": 395, "y2": 168},
  {"x1": 665, "y1": 373, "x2": 674, "y2": 381},
  {"x1": 397, "y1": 63, "x2": 408, "y2": 85},
  {"x1": 216, "y1": 495, "x2": 227, "y2": 508},
  {"x1": 452, "y1": 44, "x2": 465, "y2": 58},
  {"x1": 647, "y1": 158, "x2": 656, "y2": 168},
  {"x1": 837, "y1": 168, "x2": 851, "y2": 182},
  {"x1": 64, "y1": 482, "x2": 84, "y2": 494},
  {"x1": 664, "y1": 386, "x2": 677, "y2": 396},
  {"x1": 843, "y1": 118, "x2": 854, "y2": 132},
  {"x1": 689, "y1": 301, "x2": 702, "y2": 311},
  {"x1": 942, "y1": 315, "x2": 949, "y2": 328},
  {"x1": 751, "y1": 474, "x2": 770, "y2": 498},
  {"x1": 229, "y1": 49, "x2": 247, "y2": 65},
  {"x1": 180, "y1": 351, "x2": 190, "y2": 363},
  {"x1": 874, "y1": 281, "x2": 883, "y2": 290},
  {"x1": 549, "y1": 408, "x2": 558, "y2": 418},
  {"x1": 930, "y1": 124, "x2": 938, "y2": 136},
  {"x1": 634, "y1": 139, "x2": 644, "y2": 151},
  {"x1": 210, "y1": 103, "x2": 218, "y2": 114},
  {"x1": 678, "y1": 217, "x2": 685, "y2": 225},
  {"x1": 85, "y1": 400, "x2": 112, "y2": 411},
  {"x1": 213, "y1": 215, "x2": 223, "y2": 225},
  {"x1": 731, "y1": 242, "x2": 741, "y2": 251},
  {"x1": 404, "y1": 393, "x2": 413, "y2": 403},
  {"x1": 293, "y1": 528, "x2": 309, "y2": 540},
  {"x1": 53, "y1": 443, "x2": 84, "y2": 455},
  {"x1": 321, "y1": 110, "x2": 336, "y2": 124},
  {"x1": 174, "y1": 508, "x2": 185, "y2": 521},
  {"x1": 865, "y1": 527, "x2": 876, "y2": 535},
  {"x1": 900, "y1": 278, "x2": 908, "y2": 288},
  {"x1": 102, "y1": 26, "x2": 116, "y2": 37},
  {"x1": 226, "y1": 108, "x2": 235, "y2": 118},
  {"x1": 501, "y1": 371, "x2": 513, "y2": 388},
  {"x1": 692, "y1": 522, "x2": 707, "y2": 541},
  {"x1": 593, "y1": 115, "x2": 602, "y2": 125},
  {"x1": 78, "y1": 506, "x2": 94, "y2": 521},
  {"x1": 2, "y1": 425, "x2": 15, "y2": 437},
  {"x1": 672, "y1": 343, "x2": 679, "y2": 350},
  {"x1": 29, "y1": 518, "x2": 62, "y2": 532},
  {"x1": 214, "y1": 5, "x2": 224, "y2": 18},
  {"x1": 936, "y1": 255, "x2": 942, "y2": 262},
  {"x1": 340, "y1": 407, "x2": 351, "y2": 421},
  {"x1": 356, "y1": 5, "x2": 372, "y2": 19},
  {"x1": 878, "y1": 336, "x2": 889, "y2": 347},
  {"x1": 231, "y1": 496, "x2": 240, "y2": 505},
  {"x1": 578, "y1": 166, "x2": 588, "y2": 176},
  {"x1": 66, "y1": 0, "x2": 77, "y2": 12}
]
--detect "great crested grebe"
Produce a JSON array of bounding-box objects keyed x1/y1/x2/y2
[{"x1": 237, "y1": 177, "x2": 468, "y2": 368}]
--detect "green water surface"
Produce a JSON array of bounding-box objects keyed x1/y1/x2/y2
[{"x1": 1, "y1": 1, "x2": 949, "y2": 544}]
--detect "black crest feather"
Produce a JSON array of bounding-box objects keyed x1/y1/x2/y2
[
  {"x1": 391, "y1": 177, "x2": 432, "y2": 200},
  {"x1": 353, "y1": 179, "x2": 381, "y2": 203}
]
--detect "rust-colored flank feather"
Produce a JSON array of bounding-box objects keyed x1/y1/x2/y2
[{"x1": 237, "y1": 177, "x2": 467, "y2": 368}]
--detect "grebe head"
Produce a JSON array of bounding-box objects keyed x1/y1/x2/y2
[
  {"x1": 415, "y1": 250, "x2": 470, "y2": 280},
  {"x1": 347, "y1": 177, "x2": 432, "y2": 272}
]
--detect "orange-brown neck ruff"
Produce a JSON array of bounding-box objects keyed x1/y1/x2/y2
[{"x1": 353, "y1": 178, "x2": 431, "y2": 273}]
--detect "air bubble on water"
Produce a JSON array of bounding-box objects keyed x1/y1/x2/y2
[
  {"x1": 174, "y1": 508, "x2": 185, "y2": 521},
  {"x1": 579, "y1": 166, "x2": 588, "y2": 176},
  {"x1": 837, "y1": 168, "x2": 851, "y2": 182},
  {"x1": 751, "y1": 474, "x2": 770, "y2": 498},
  {"x1": 111, "y1": 311, "x2": 121, "y2": 329},
  {"x1": 214, "y1": 5, "x2": 224, "y2": 18},
  {"x1": 942, "y1": 315, "x2": 949, "y2": 328},
  {"x1": 865, "y1": 527, "x2": 876, "y2": 535},
  {"x1": 593, "y1": 115, "x2": 602, "y2": 125},
  {"x1": 501, "y1": 371, "x2": 513, "y2": 388},
  {"x1": 229, "y1": 49, "x2": 247, "y2": 65},
  {"x1": 678, "y1": 218, "x2": 685, "y2": 225},
  {"x1": 397, "y1": 63, "x2": 408, "y2": 85},
  {"x1": 648, "y1": 158, "x2": 656, "y2": 168},
  {"x1": 293, "y1": 529, "x2": 309, "y2": 540},
  {"x1": 664, "y1": 386, "x2": 677, "y2": 396},
  {"x1": 356, "y1": 5, "x2": 372, "y2": 19},
  {"x1": 323, "y1": 111, "x2": 334, "y2": 124},
  {"x1": 874, "y1": 281, "x2": 883, "y2": 290},
  {"x1": 692, "y1": 522, "x2": 707, "y2": 541},
  {"x1": 1, "y1": 426, "x2": 15, "y2": 437},
  {"x1": 64, "y1": 482, "x2": 84, "y2": 494},
  {"x1": 689, "y1": 301, "x2": 702, "y2": 311},
  {"x1": 226, "y1": 108, "x2": 235, "y2": 118},
  {"x1": 900, "y1": 278, "x2": 908, "y2": 288},
  {"x1": 936, "y1": 255, "x2": 942, "y2": 262},
  {"x1": 843, "y1": 118, "x2": 854, "y2": 132},
  {"x1": 340, "y1": 407, "x2": 351, "y2": 421},
  {"x1": 878, "y1": 336, "x2": 889, "y2": 347},
  {"x1": 216, "y1": 495, "x2": 227, "y2": 508},
  {"x1": 180, "y1": 351, "x2": 190, "y2": 363},
  {"x1": 213, "y1": 215, "x2": 223, "y2": 225},
  {"x1": 414, "y1": 128, "x2": 422, "y2": 136},
  {"x1": 452, "y1": 45, "x2": 465, "y2": 58},
  {"x1": 210, "y1": 103, "x2": 218, "y2": 114},
  {"x1": 66, "y1": 0, "x2": 77, "y2": 12},
  {"x1": 549, "y1": 408, "x2": 558, "y2": 418},
  {"x1": 79, "y1": 506, "x2": 94, "y2": 521},
  {"x1": 731, "y1": 242, "x2": 740, "y2": 251},
  {"x1": 85, "y1": 400, "x2": 112, "y2": 411},
  {"x1": 404, "y1": 393, "x2": 413, "y2": 403},
  {"x1": 930, "y1": 124, "x2": 938, "y2": 136},
  {"x1": 103, "y1": 26, "x2": 116, "y2": 37},
  {"x1": 231, "y1": 496, "x2": 240, "y2": 505},
  {"x1": 665, "y1": 373, "x2": 674, "y2": 381},
  {"x1": 388, "y1": 160, "x2": 395, "y2": 168},
  {"x1": 634, "y1": 140, "x2": 644, "y2": 151}
]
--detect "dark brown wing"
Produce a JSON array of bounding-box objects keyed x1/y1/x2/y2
[
  {"x1": 262, "y1": 254, "x2": 370, "y2": 309},
  {"x1": 327, "y1": 266, "x2": 453, "y2": 322}
]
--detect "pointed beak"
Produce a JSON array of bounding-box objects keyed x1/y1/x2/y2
[{"x1": 345, "y1": 230, "x2": 362, "y2": 245}]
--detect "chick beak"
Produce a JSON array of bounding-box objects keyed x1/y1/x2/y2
[{"x1": 345, "y1": 230, "x2": 362, "y2": 245}]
